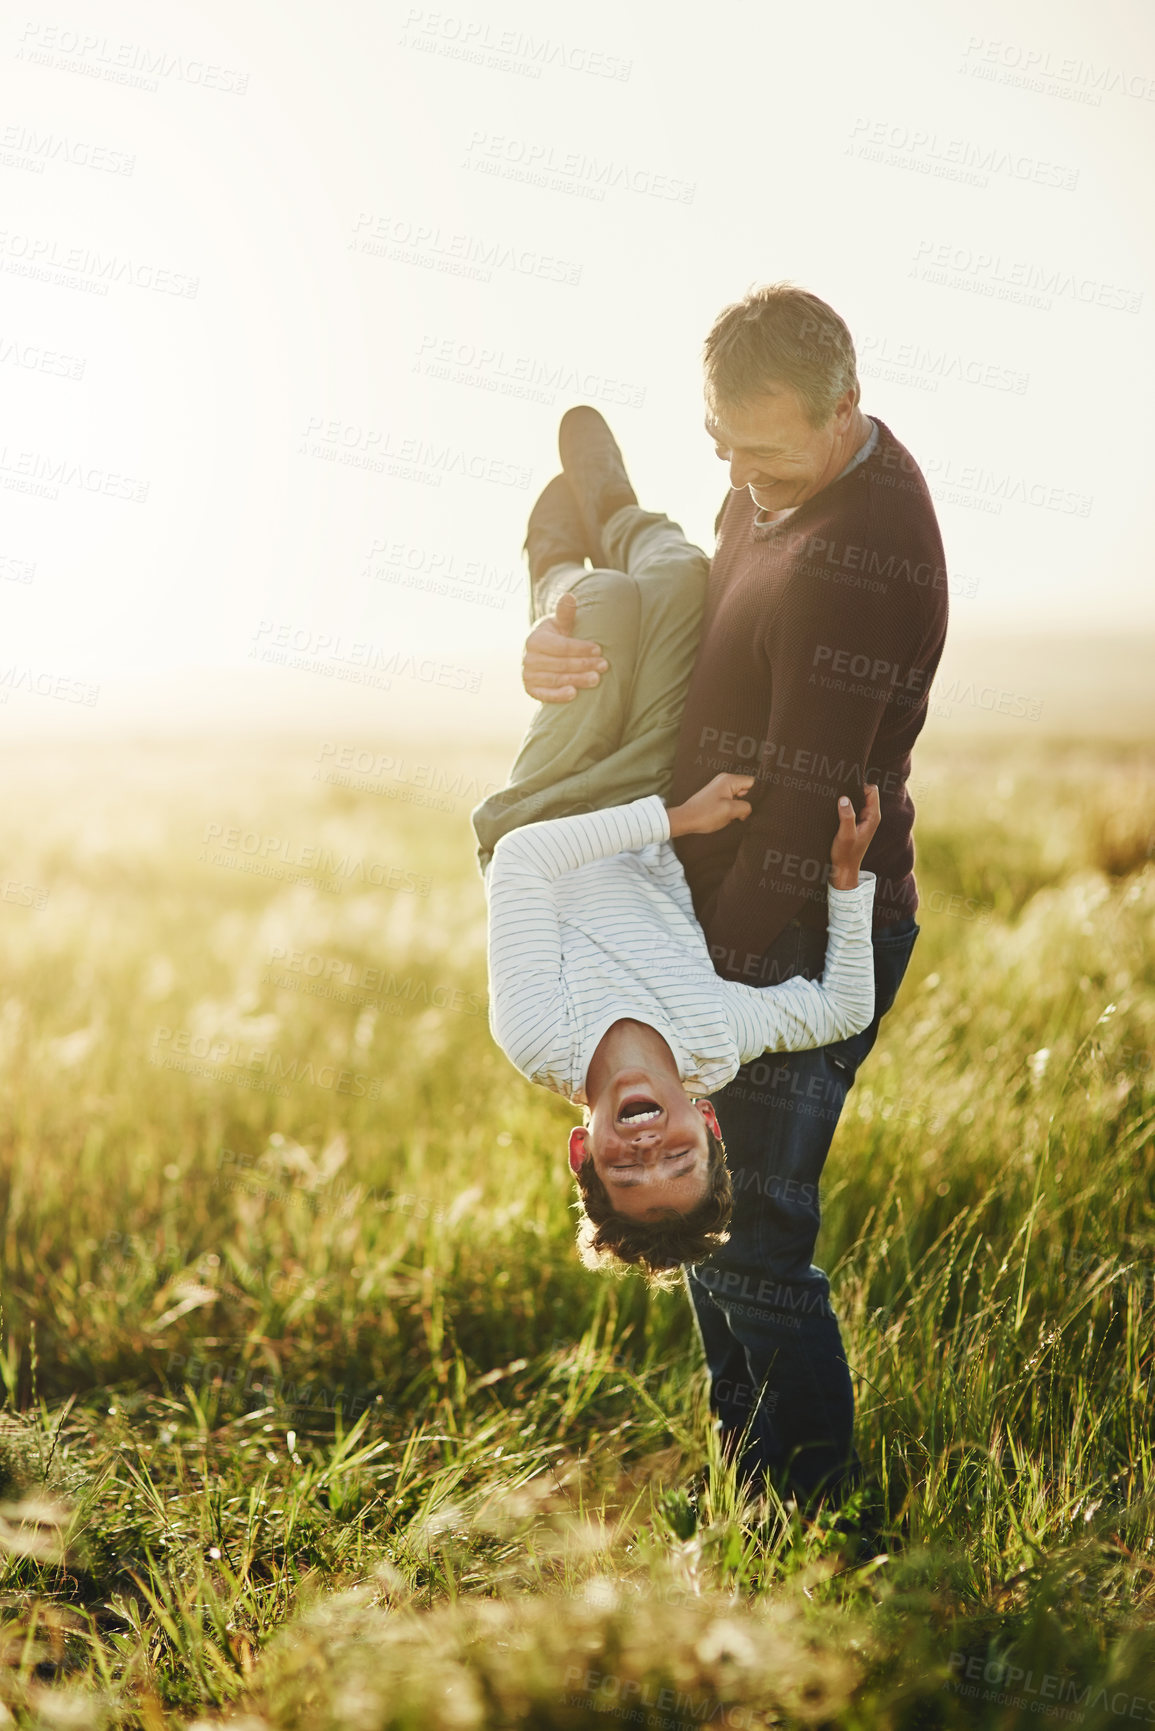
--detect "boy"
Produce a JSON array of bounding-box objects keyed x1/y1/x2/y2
[{"x1": 479, "y1": 430, "x2": 880, "y2": 1279}]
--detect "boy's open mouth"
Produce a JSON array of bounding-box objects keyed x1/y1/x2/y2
[{"x1": 617, "y1": 1097, "x2": 663, "y2": 1126}]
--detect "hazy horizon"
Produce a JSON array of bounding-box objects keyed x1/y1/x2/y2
[{"x1": 3, "y1": 0, "x2": 1154, "y2": 742}]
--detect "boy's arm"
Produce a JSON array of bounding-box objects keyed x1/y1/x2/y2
[
  {"x1": 727, "y1": 873, "x2": 877, "y2": 1059},
  {"x1": 486, "y1": 797, "x2": 670, "y2": 1078}
]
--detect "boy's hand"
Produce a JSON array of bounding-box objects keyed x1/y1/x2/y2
[
  {"x1": 522, "y1": 594, "x2": 608, "y2": 703},
  {"x1": 830, "y1": 783, "x2": 881, "y2": 889},
  {"x1": 667, "y1": 773, "x2": 755, "y2": 838}
]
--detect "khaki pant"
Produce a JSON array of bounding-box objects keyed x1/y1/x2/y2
[{"x1": 471, "y1": 505, "x2": 709, "y2": 872}]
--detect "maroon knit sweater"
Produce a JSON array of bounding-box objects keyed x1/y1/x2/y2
[{"x1": 668, "y1": 418, "x2": 949, "y2": 983}]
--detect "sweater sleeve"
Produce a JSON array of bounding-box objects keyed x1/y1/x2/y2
[
  {"x1": 726, "y1": 873, "x2": 876, "y2": 1060},
  {"x1": 697, "y1": 599, "x2": 931, "y2": 976},
  {"x1": 485, "y1": 797, "x2": 671, "y2": 1080}
]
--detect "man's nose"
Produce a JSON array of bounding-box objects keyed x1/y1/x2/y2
[{"x1": 729, "y1": 453, "x2": 759, "y2": 489}]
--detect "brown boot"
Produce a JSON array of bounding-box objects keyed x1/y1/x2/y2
[
  {"x1": 558, "y1": 405, "x2": 638, "y2": 567},
  {"x1": 524, "y1": 473, "x2": 589, "y2": 585}
]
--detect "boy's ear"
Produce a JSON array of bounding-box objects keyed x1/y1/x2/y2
[
  {"x1": 695, "y1": 1099, "x2": 721, "y2": 1140},
  {"x1": 568, "y1": 1127, "x2": 588, "y2": 1173}
]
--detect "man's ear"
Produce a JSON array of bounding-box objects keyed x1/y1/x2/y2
[
  {"x1": 832, "y1": 385, "x2": 858, "y2": 429},
  {"x1": 695, "y1": 1099, "x2": 721, "y2": 1141},
  {"x1": 568, "y1": 1127, "x2": 588, "y2": 1173}
]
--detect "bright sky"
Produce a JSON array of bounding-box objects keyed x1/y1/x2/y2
[{"x1": 2, "y1": 0, "x2": 1152, "y2": 734}]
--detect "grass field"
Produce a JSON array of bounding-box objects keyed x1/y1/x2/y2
[{"x1": 0, "y1": 729, "x2": 1152, "y2": 1730}]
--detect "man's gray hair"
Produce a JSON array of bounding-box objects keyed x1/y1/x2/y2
[{"x1": 703, "y1": 282, "x2": 860, "y2": 428}]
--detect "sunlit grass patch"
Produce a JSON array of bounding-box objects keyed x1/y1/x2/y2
[{"x1": 0, "y1": 734, "x2": 1152, "y2": 1727}]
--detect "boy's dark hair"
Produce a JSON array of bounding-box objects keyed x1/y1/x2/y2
[{"x1": 572, "y1": 1125, "x2": 732, "y2": 1289}]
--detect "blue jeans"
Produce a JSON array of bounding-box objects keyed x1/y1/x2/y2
[{"x1": 686, "y1": 914, "x2": 920, "y2": 1504}]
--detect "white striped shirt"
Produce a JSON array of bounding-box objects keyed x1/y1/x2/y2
[{"x1": 485, "y1": 795, "x2": 876, "y2": 1105}]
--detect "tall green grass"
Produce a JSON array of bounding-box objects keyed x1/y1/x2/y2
[{"x1": 0, "y1": 734, "x2": 1151, "y2": 1729}]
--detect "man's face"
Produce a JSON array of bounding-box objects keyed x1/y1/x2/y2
[
  {"x1": 705, "y1": 385, "x2": 858, "y2": 513},
  {"x1": 569, "y1": 1071, "x2": 720, "y2": 1223}
]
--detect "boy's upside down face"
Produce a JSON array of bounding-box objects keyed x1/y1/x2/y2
[
  {"x1": 566, "y1": 1024, "x2": 733, "y2": 1285},
  {"x1": 569, "y1": 1074, "x2": 720, "y2": 1220}
]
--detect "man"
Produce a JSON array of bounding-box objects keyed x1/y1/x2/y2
[{"x1": 520, "y1": 284, "x2": 950, "y2": 1507}]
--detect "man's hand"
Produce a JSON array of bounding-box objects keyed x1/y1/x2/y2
[
  {"x1": 829, "y1": 783, "x2": 881, "y2": 890},
  {"x1": 667, "y1": 773, "x2": 755, "y2": 838},
  {"x1": 522, "y1": 593, "x2": 609, "y2": 703}
]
